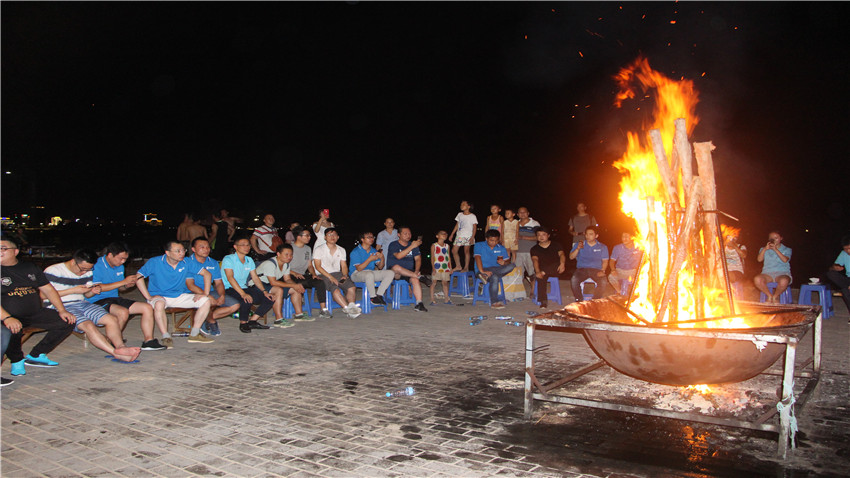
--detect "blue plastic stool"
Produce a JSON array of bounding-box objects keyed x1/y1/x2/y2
[
  {"x1": 798, "y1": 284, "x2": 833, "y2": 319},
  {"x1": 759, "y1": 281, "x2": 793, "y2": 304},
  {"x1": 283, "y1": 296, "x2": 295, "y2": 318},
  {"x1": 472, "y1": 277, "x2": 506, "y2": 305},
  {"x1": 580, "y1": 278, "x2": 598, "y2": 301},
  {"x1": 449, "y1": 271, "x2": 474, "y2": 297},
  {"x1": 388, "y1": 280, "x2": 417, "y2": 310},
  {"x1": 532, "y1": 277, "x2": 563, "y2": 306},
  {"x1": 354, "y1": 282, "x2": 388, "y2": 314}
]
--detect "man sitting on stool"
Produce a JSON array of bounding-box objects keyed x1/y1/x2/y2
[
  {"x1": 569, "y1": 226, "x2": 610, "y2": 301},
  {"x1": 473, "y1": 230, "x2": 516, "y2": 310}
]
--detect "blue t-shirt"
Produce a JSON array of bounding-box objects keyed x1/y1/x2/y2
[
  {"x1": 221, "y1": 253, "x2": 256, "y2": 289},
  {"x1": 473, "y1": 242, "x2": 510, "y2": 270},
  {"x1": 571, "y1": 241, "x2": 609, "y2": 270},
  {"x1": 137, "y1": 255, "x2": 202, "y2": 298},
  {"x1": 349, "y1": 244, "x2": 379, "y2": 275},
  {"x1": 836, "y1": 250, "x2": 850, "y2": 278},
  {"x1": 387, "y1": 240, "x2": 419, "y2": 271},
  {"x1": 610, "y1": 244, "x2": 642, "y2": 270},
  {"x1": 87, "y1": 256, "x2": 124, "y2": 302},
  {"x1": 759, "y1": 244, "x2": 792, "y2": 276},
  {"x1": 186, "y1": 254, "x2": 221, "y2": 289}
]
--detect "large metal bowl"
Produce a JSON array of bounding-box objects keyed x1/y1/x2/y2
[{"x1": 561, "y1": 299, "x2": 818, "y2": 385}]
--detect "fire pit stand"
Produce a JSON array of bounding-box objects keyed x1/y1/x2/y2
[{"x1": 523, "y1": 307, "x2": 822, "y2": 458}]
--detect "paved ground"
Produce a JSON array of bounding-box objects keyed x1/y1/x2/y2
[{"x1": 2, "y1": 281, "x2": 848, "y2": 477}]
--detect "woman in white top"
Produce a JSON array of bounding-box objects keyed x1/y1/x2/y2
[{"x1": 312, "y1": 209, "x2": 335, "y2": 251}]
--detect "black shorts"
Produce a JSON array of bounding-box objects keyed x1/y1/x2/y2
[{"x1": 94, "y1": 297, "x2": 137, "y2": 312}]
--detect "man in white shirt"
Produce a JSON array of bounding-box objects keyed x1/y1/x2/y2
[{"x1": 312, "y1": 228, "x2": 362, "y2": 318}]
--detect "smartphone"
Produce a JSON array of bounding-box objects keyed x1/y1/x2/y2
[
  {"x1": 323, "y1": 209, "x2": 330, "y2": 217},
  {"x1": 416, "y1": 235, "x2": 423, "y2": 242}
]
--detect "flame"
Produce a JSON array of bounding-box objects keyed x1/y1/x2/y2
[
  {"x1": 612, "y1": 57, "x2": 747, "y2": 329},
  {"x1": 686, "y1": 384, "x2": 711, "y2": 394}
]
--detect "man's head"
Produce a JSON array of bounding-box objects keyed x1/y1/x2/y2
[
  {"x1": 275, "y1": 243, "x2": 294, "y2": 264},
  {"x1": 233, "y1": 237, "x2": 251, "y2": 255},
  {"x1": 485, "y1": 229, "x2": 501, "y2": 247},
  {"x1": 324, "y1": 227, "x2": 339, "y2": 245},
  {"x1": 577, "y1": 202, "x2": 587, "y2": 213},
  {"x1": 71, "y1": 249, "x2": 98, "y2": 275},
  {"x1": 191, "y1": 237, "x2": 211, "y2": 259},
  {"x1": 164, "y1": 240, "x2": 187, "y2": 263},
  {"x1": 262, "y1": 214, "x2": 275, "y2": 227},
  {"x1": 398, "y1": 227, "x2": 412, "y2": 242},
  {"x1": 518, "y1": 207, "x2": 529, "y2": 219},
  {"x1": 585, "y1": 226, "x2": 598, "y2": 243},
  {"x1": 104, "y1": 241, "x2": 131, "y2": 267},
  {"x1": 384, "y1": 217, "x2": 395, "y2": 229},
  {"x1": 290, "y1": 222, "x2": 300, "y2": 230},
  {"x1": 621, "y1": 232, "x2": 634, "y2": 246},
  {"x1": 219, "y1": 208, "x2": 229, "y2": 218},
  {"x1": 293, "y1": 226, "x2": 311, "y2": 245},
  {"x1": 359, "y1": 231, "x2": 375, "y2": 246},
  {"x1": 0, "y1": 237, "x2": 20, "y2": 266},
  {"x1": 768, "y1": 230, "x2": 782, "y2": 245},
  {"x1": 536, "y1": 226, "x2": 551, "y2": 243}
]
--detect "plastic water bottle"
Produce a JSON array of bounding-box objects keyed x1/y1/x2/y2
[
  {"x1": 470, "y1": 317, "x2": 482, "y2": 326},
  {"x1": 386, "y1": 386, "x2": 415, "y2": 398},
  {"x1": 494, "y1": 316, "x2": 513, "y2": 320},
  {"x1": 172, "y1": 332, "x2": 189, "y2": 337},
  {"x1": 505, "y1": 321, "x2": 525, "y2": 327}
]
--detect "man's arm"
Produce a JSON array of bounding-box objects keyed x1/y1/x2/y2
[
  {"x1": 557, "y1": 250, "x2": 566, "y2": 273},
  {"x1": 474, "y1": 254, "x2": 489, "y2": 277},
  {"x1": 532, "y1": 256, "x2": 543, "y2": 278},
  {"x1": 224, "y1": 269, "x2": 252, "y2": 303},
  {"x1": 37, "y1": 283, "x2": 76, "y2": 323},
  {"x1": 1, "y1": 306, "x2": 22, "y2": 333},
  {"x1": 186, "y1": 278, "x2": 204, "y2": 295},
  {"x1": 199, "y1": 269, "x2": 211, "y2": 295},
  {"x1": 599, "y1": 259, "x2": 609, "y2": 277},
  {"x1": 135, "y1": 276, "x2": 153, "y2": 301},
  {"x1": 97, "y1": 274, "x2": 139, "y2": 293},
  {"x1": 413, "y1": 256, "x2": 421, "y2": 275},
  {"x1": 250, "y1": 234, "x2": 263, "y2": 255}
]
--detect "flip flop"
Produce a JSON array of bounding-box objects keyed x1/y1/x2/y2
[{"x1": 104, "y1": 355, "x2": 141, "y2": 364}]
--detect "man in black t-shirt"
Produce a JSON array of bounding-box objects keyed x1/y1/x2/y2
[
  {"x1": 530, "y1": 227, "x2": 566, "y2": 309},
  {"x1": 1, "y1": 237, "x2": 76, "y2": 377}
]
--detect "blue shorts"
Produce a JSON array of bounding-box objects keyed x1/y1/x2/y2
[
  {"x1": 209, "y1": 290, "x2": 240, "y2": 308},
  {"x1": 62, "y1": 301, "x2": 109, "y2": 333}
]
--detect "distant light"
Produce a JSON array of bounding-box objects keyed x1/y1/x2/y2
[
  {"x1": 805, "y1": 229, "x2": 809, "y2": 233},
  {"x1": 4, "y1": 171, "x2": 10, "y2": 175}
]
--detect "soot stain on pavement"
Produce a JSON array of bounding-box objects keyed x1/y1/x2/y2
[{"x1": 343, "y1": 380, "x2": 358, "y2": 394}]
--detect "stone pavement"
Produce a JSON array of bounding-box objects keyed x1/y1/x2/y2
[{"x1": 1, "y1": 281, "x2": 848, "y2": 477}]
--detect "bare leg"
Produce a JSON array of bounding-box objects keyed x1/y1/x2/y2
[
  {"x1": 441, "y1": 280, "x2": 451, "y2": 303},
  {"x1": 77, "y1": 321, "x2": 138, "y2": 361},
  {"x1": 213, "y1": 304, "x2": 239, "y2": 320},
  {"x1": 429, "y1": 280, "x2": 437, "y2": 303},
  {"x1": 451, "y1": 245, "x2": 462, "y2": 272},
  {"x1": 774, "y1": 275, "x2": 792, "y2": 301},
  {"x1": 345, "y1": 287, "x2": 357, "y2": 305},
  {"x1": 463, "y1": 245, "x2": 472, "y2": 271},
  {"x1": 152, "y1": 299, "x2": 169, "y2": 337},
  {"x1": 128, "y1": 302, "x2": 155, "y2": 342},
  {"x1": 290, "y1": 290, "x2": 304, "y2": 314},
  {"x1": 332, "y1": 289, "x2": 348, "y2": 309},
  {"x1": 98, "y1": 314, "x2": 126, "y2": 349},
  {"x1": 192, "y1": 298, "x2": 211, "y2": 329},
  {"x1": 270, "y1": 286, "x2": 284, "y2": 320}
]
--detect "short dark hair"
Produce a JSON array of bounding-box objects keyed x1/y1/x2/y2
[
  {"x1": 191, "y1": 236, "x2": 209, "y2": 248},
  {"x1": 359, "y1": 231, "x2": 374, "y2": 240},
  {"x1": 73, "y1": 248, "x2": 98, "y2": 265},
  {"x1": 104, "y1": 241, "x2": 130, "y2": 257},
  {"x1": 536, "y1": 226, "x2": 551, "y2": 235},
  {"x1": 841, "y1": 235, "x2": 850, "y2": 247},
  {"x1": 585, "y1": 225, "x2": 597, "y2": 234},
  {"x1": 163, "y1": 240, "x2": 182, "y2": 252},
  {"x1": 485, "y1": 229, "x2": 501, "y2": 239},
  {"x1": 275, "y1": 243, "x2": 293, "y2": 254},
  {"x1": 292, "y1": 226, "x2": 307, "y2": 238},
  {"x1": 324, "y1": 227, "x2": 337, "y2": 237},
  {"x1": 1, "y1": 235, "x2": 19, "y2": 248}
]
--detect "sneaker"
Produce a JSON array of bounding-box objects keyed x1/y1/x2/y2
[
  {"x1": 274, "y1": 318, "x2": 295, "y2": 328},
  {"x1": 199, "y1": 322, "x2": 213, "y2": 336},
  {"x1": 347, "y1": 311, "x2": 361, "y2": 319},
  {"x1": 24, "y1": 354, "x2": 59, "y2": 367},
  {"x1": 161, "y1": 337, "x2": 174, "y2": 349},
  {"x1": 318, "y1": 310, "x2": 332, "y2": 319},
  {"x1": 141, "y1": 339, "x2": 167, "y2": 351},
  {"x1": 539, "y1": 303, "x2": 548, "y2": 310},
  {"x1": 247, "y1": 320, "x2": 270, "y2": 330},
  {"x1": 418, "y1": 275, "x2": 433, "y2": 287},
  {"x1": 370, "y1": 296, "x2": 384, "y2": 306},
  {"x1": 478, "y1": 273, "x2": 489, "y2": 284},
  {"x1": 10, "y1": 360, "x2": 25, "y2": 376},
  {"x1": 188, "y1": 334, "x2": 214, "y2": 344},
  {"x1": 208, "y1": 321, "x2": 222, "y2": 336},
  {"x1": 239, "y1": 323, "x2": 252, "y2": 333},
  {"x1": 413, "y1": 302, "x2": 428, "y2": 312},
  {"x1": 1, "y1": 377, "x2": 13, "y2": 387},
  {"x1": 293, "y1": 313, "x2": 314, "y2": 322}
]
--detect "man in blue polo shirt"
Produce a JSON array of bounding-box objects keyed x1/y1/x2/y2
[
  {"x1": 569, "y1": 226, "x2": 610, "y2": 301},
  {"x1": 135, "y1": 240, "x2": 213, "y2": 346},
  {"x1": 88, "y1": 242, "x2": 166, "y2": 351},
  {"x1": 185, "y1": 237, "x2": 240, "y2": 337},
  {"x1": 473, "y1": 230, "x2": 516, "y2": 309},
  {"x1": 349, "y1": 231, "x2": 393, "y2": 306},
  {"x1": 607, "y1": 232, "x2": 643, "y2": 296}
]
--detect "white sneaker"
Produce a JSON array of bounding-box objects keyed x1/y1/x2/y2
[{"x1": 347, "y1": 311, "x2": 361, "y2": 319}]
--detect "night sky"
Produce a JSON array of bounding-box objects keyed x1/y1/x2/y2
[{"x1": 2, "y1": 2, "x2": 848, "y2": 276}]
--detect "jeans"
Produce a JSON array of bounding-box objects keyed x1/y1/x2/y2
[
  {"x1": 483, "y1": 263, "x2": 516, "y2": 302},
  {"x1": 571, "y1": 268, "x2": 608, "y2": 301},
  {"x1": 535, "y1": 265, "x2": 561, "y2": 305}
]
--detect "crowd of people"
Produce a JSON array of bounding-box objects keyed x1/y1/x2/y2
[{"x1": 2, "y1": 202, "x2": 849, "y2": 388}]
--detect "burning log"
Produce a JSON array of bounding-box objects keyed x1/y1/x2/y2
[
  {"x1": 645, "y1": 197, "x2": 661, "y2": 305},
  {"x1": 673, "y1": 118, "x2": 694, "y2": 201},
  {"x1": 656, "y1": 180, "x2": 702, "y2": 323},
  {"x1": 694, "y1": 141, "x2": 722, "y2": 284},
  {"x1": 649, "y1": 129, "x2": 680, "y2": 205}
]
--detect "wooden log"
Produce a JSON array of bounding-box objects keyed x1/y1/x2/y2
[
  {"x1": 649, "y1": 129, "x2": 679, "y2": 206},
  {"x1": 646, "y1": 197, "x2": 660, "y2": 307},
  {"x1": 655, "y1": 180, "x2": 702, "y2": 324},
  {"x1": 694, "y1": 141, "x2": 722, "y2": 282},
  {"x1": 673, "y1": 118, "x2": 694, "y2": 201}
]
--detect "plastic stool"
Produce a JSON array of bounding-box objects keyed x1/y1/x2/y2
[
  {"x1": 532, "y1": 277, "x2": 563, "y2": 306},
  {"x1": 449, "y1": 271, "x2": 474, "y2": 297},
  {"x1": 388, "y1": 280, "x2": 417, "y2": 309},
  {"x1": 283, "y1": 297, "x2": 295, "y2": 318},
  {"x1": 798, "y1": 284, "x2": 833, "y2": 319},
  {"x1": 472, "y1": 277, "x2": 506, "y2": 305},
  {"x1": 354, "y1": 282, "x2": 388, "y2": 314},
  {"x1": 580, "y1": 278, "x2": 598, "y2": 301},
  {"x1": 759, "y1": 281, "x2": 792, "y2": 304}
]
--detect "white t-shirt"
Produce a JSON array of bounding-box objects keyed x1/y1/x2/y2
[
  {"x1": 253, "y1": 225, "x2": 278, "y2": 253},
  {"x1": 454, "y1": 212, "x2": 478, "y2": 238},
  {"x1": 250, "y1": 257, "x2": 291, "y2": 286},
  {"x1": 313, "y1": 243, "x2": 346, "y2": 274},
  {"x1": 44, "y1": 262, "x2": 92, "y2": 303}
]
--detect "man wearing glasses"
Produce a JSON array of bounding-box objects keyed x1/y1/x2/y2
[
  {"x1": 136, "y1": 240, "x2": 213, "y2": 345},
  {"x1": 42, "y1": 249, "x2": 142, "y2": 362},
  {"x1": 349, "y1": 231, "x2": 393, "y2": 306},
  {"x1": 1, "y1": 237, "x2": 75, "y2": 378},
  {"x1": 289, "y1": 226, "x2": 330, "y2": 318}
]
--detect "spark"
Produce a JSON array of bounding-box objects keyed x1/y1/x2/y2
[
  {"x1": 670, "y1": 20, "x2": 677, "y2": 24},
  {"x1": 701, "y1": 72, "x2": 706, "y2": 77},
  {"x1": 524, "y1": 34, "x2": 527, "y2": 40},
  {"x1": 579, "y1": 51, "x2": 584, "y2": 58},
  {"x1": 585, "y1": 29, "x2": 605, "y2": 39}
]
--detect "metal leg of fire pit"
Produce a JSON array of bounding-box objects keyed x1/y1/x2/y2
[
  {"x1": 524, "y1": 321, "x2": 535, "y2": 420},
  {"x1": 778, "y1": 337, "x2": 797, "y2": 458}
]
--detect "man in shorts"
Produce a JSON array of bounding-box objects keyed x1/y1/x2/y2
[
  {"x1": 44, "y1": 249, "x2": 142, "y2": 362},
  {"x1": 313, "y1": 228, "x2": 362, "y2": 318},
  {"x1": 754, "y1": 230, "x2": 792, "y2": 303},
  {"x1": 1, "y1": 237, "x2": 76, "y2": 376},
  {"x1": 387, "y1": 227, "x2": 430, "y2": 312},
  {"x1": 136, "y1": 240, "x2": 213, "y2": 344},
  {"x1": 87, "y1": 241, "x2": 166, "y2": 351},
  {"x1": 251, "y1": 243, "x2": 308, "y2": 327},
  {"x1": 185, "y1": 236, "x2": 240, "y2": 337}
]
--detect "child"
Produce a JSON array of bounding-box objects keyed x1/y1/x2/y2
[
  {"x1": 486, "y1": 204, "x2": 504, "y2": 238},
  {"x1": 449, "y1": 200, "x2": 478, "y2": 272},
  {"x1": 502, "y1": 208, "x2": 519, "y2": 263},
  {"x1": 430, "y1": 230, "x2": 453, "y2": 305}
]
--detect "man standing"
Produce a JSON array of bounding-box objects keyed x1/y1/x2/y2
[
  {"x1": 530, "y1": 227, "x2": 566, "y2": 309},
  {"x1": 607, "y1": 232, "x2": 643, "y2": 295},
  {"x1": 87, "y1": 242, "x2": 166, "y2": 351},
  {"x1": 289, "y1": 226, "x2": 330, "y2": 318},
  {"x1": 515, "y1": 207, "x2": 541, "y2": 284},
  {"x1": 251, "y1": 243, "x2": 309, "y2": 327},
  {"x1": 473, "y1": 230, "x2": 516, "y2": 309},
  {"x1": 387, "y1": 227, "x2": 430, "y2": 312},
  {"x1": 185, "y1": 237, "x2": 240, "y2": 336},
  {"x1": 569, "y1": 226, "x2": 610, "y2": 301},
  {"x1": 313, "y1": 228, "x2": 362, "y2": 319},
  {"x1": 136, "y1": 241, "x2": 213, "y2": 345},
  {"x1": 1, "y1": 237, "x2": 75, "y2": 376},
  {"x1": 222, "y1": 237, "x2": 275, "y2": 333},
  {"x1": 349, "y1": 231, "x2": 393, "y2": 306}
]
